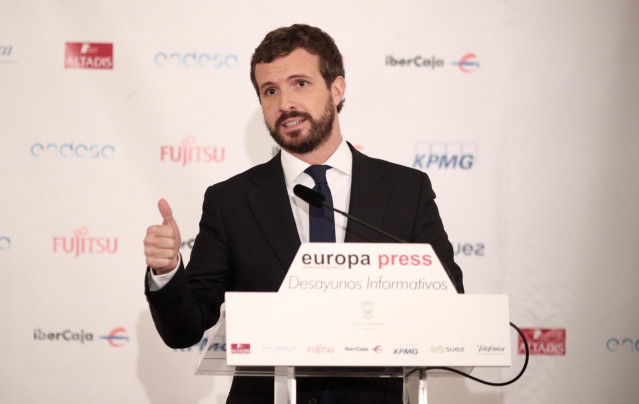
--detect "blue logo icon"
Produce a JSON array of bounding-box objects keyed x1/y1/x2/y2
[{"x1": 413, "y1": 142, "x2": 476, "y2": 170}]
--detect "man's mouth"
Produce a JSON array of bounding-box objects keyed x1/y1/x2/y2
[{"x1": 283, "y1": 119, "x2": 306, "y2": 128}]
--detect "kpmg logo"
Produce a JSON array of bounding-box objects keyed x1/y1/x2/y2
[
  {"x1": 413, "y1": 142, "x2": 476, "y2": 171},
  {"x1": 30, "y1": 142, "x2": 115, "y2": 159},
  {"x1": 154, "y1": 52, "x2": 238, "y2": 68},
  {"x1": 231, "y1": 343, "x2": 251, "y2": 354},
  {"x1": 0, "y1": 236, "x2": 10, "y2": 251},
  {"x1": 1, "y1": 45, "x2": 16, "y2": 63},
  {"x1": 393, "y1": 345, "x2": 419, "y2": 355},
  {"x1": 53, "y1": 226, "x2": 118, "y2": 257},
  {"x1": 65, "y1": 42, "x2": 113, "y2": 69},
  {"x1": 519, "y1": 328, "x2": 566, "y2": 355},
  {"x1": 99, "y1": 327, "x2": 130, "y2": 347},
  {"x1": 386, "y1": 55, "x2": 444, "y2": 69},
  {"x1": 160, "y1": 135, "x2": 225, "y2": 166},
  {"x1": 451, "y1": 53, "x2": 480, "y2": 73},
  {"x1": 606, "y1": 338, "x2": 639, "y2": 353}
]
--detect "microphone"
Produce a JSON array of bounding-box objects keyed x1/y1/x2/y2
[{"x1": 293, "y1": 184, "x2": 405, "y2": 243}]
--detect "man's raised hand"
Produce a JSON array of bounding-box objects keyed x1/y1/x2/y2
[{"x1": 144, "y1": 199, "x2": 182, "y2": 274}]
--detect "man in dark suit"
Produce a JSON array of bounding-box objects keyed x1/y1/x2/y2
[{"x1": 144, "y1": 24, "x2": 463, "y2": 404}]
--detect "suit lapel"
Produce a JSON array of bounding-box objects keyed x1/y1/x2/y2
[
  {"x1": 246, "y1": 153, "x2": 301, "y2": 273},
  {"x1": 345, "y1": 144, "x2": 392, "y2": 242}
]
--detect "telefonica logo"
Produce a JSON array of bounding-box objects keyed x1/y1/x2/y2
[
  {"x1": 154, "y1": 52, "x2": 238, "y2": 68},
  {"x1": 31, "y1": 142, "x2": 115, "y2": 159}
]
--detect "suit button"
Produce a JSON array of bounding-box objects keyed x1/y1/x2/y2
[{"x1": 308, "y1": 399, "x2": 318, "y2": 404}]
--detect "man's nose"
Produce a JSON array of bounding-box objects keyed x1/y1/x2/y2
[{"x1": 278, "y1": 88, "x2": 297, "y2": 112}]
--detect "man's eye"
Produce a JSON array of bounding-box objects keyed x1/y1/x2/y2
[
  {"x1": 265, "y1": 88, "x2": 276, "y2": 96},
  {"x1": 297, "y1": 80, "x2": 308, "y2": 87}
]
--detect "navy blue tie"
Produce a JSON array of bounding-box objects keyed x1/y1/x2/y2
[{"x1": 304, "y1": 165, "x2": 336, "y2": 242}]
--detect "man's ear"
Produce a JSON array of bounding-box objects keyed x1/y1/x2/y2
[{"x1": 331, "y1": 76, "x2": 346, "y2": 107}]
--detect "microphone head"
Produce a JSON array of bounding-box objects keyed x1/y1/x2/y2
[{"x1": 293, "y1": 184, "x2": 325, "y2": 207}]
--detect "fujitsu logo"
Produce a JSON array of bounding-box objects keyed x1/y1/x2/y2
[
  {"x1": 53, "y1": 226, "x2": 118, "y2": 257},
  {"x1": 308, "y1": 344, "x2": 334, "y2": 355},
  {"x1": 160, "y1": 135, "x2": 225, "y2": 166}
]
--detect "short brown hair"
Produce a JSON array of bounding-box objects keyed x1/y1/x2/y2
[{"x1": 250, "y1": 24, "x2": 345, "y2": 112}]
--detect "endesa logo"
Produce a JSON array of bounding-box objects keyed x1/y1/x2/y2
[
  {"x1": 65, "y1": 42, "x2": 113, "y2": 69},
  {"x1": 30, "y1": 142, "x2": 115, "y2": 159},
  {"x1": 160, "y1": 135, "x2": 225, "y2": 166},
  {"x1": 0, "y1": 236, "x2": 10, "y2": 251},
  {"x1": 451, "y1": 53, "x2": 480, "y2": 73},
  {"x1": 1, "y1": 45, "x2": 16, "y2": 63},
  {"x1": 413, "y1": 142, "x2": 476, "y2": 171},
  {"x1": 386, "y1": 55, "x2": 444, "y2": 69},
  {"x1": 606, "y1": 337, "x2": 639, "y2": 353},
  {"x1": 519, "y1": 328, "x2": 566, "y2": 355},
  {"x1": 53, "y1": 226, "x2": 118, "y2": 258},
  {"x1": 154, "y1": 52, "x2": 238, "y2": 68},
  {"x1": 231, "y1": 343, "x2": 251, "y2": 354}
]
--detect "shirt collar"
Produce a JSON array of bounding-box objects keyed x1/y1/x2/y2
[{"x1": 281, "y1": 138, "x2": 353, "y2": 187}]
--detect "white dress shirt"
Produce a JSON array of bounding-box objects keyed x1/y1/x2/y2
[{"x1": 149, "y1": 139, "x2": 353, "y2": 290}]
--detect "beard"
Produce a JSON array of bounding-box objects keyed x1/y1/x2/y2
[{"x1": 266, "y1": 96, "x2": 335, "y2": 154}]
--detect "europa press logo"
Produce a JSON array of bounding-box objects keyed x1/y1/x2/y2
[
  {"x1": 160, "y1": 135, "x2": 225, "y2": 166},
  {"x1": 53, "y1": 226, "x2": 118, "y2": 258},
  {"x1": 413, "y1": 142, "x2": 476, "y2": 171},
  {"x1": 65, "y1": 42, "x2": 113, "y2": 69}
]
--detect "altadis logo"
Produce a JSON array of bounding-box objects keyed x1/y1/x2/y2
[
  {"x1": 0, "y1": 236, "x2": 10, "y2": 251},
  {"x1": 518, "y1": 328, "x2": 566, "y2": 356},
  {"x1": 413, "y1": 142, "x2": 476, "y2": 171},
  {"x1": 231, "y1": 343, "x2": 251, "y2": 354},
  {"x1": 160, "y1": 135, "x2": 225, "y2": 166},
  {"x1": 53, "y1": 226, "x2": 118, "y2": 257},
  {"x1": 99, "y1": 327, "x2": 130, "y2": 347},
  {"x1": 451, "y1": 53, "x2": 480, "y2": 73},
  {"x1": 65, "y1": 42, "x2": 113, "y2": 69}
]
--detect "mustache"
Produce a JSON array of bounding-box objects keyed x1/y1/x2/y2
[{"x1": 275, "y1": 111, "x2": 313, "y2": 128}]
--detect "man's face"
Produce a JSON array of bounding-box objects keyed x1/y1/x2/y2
[{"x1": 255, "y1": 48, "x2": 341, "y2": 154}]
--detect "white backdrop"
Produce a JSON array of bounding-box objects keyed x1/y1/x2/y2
[{"x1": 1, "y1": 1, "x2": 638, "y2": 403}]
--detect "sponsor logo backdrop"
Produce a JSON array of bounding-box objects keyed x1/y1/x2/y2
[{"x1": 1, "y1": 0, "x2": 637, "y2": 403}]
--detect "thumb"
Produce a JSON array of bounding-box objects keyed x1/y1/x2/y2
[{"x1": 158, "y1": 199, "x2": 175, "y2": 226}]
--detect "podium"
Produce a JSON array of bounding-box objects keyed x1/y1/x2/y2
[{"x1": 197, "y1": 243, "x2": 511, "y2": 403}]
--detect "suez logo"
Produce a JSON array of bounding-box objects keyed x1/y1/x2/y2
[
  {"x1": 606, "y1": 337, "x2": 639, "y2": 353},
  {"x1": 33, "y1": 327, "x2": 129, "y2": 347},
  {"x1": 518, "y1": 328, "x2": 566, "y2": 356},
  {"x1": 53, "y1": 226, "x2": 118, "y2": 257},
  {"x1": 385, "y1": 53, "x2": 480, "y2": 73},
  {"x1": 454, "y1": 242, "x2": 485, "y2": 257},
  {"x1": 30, "y1": 142, "x2": 115, "y2": 159},
  {"x1": 64, "y1": 42, "x2": 113, "y2": 70},
  {"x1": 154, "y1": 52, "x2": 238, "y2": 68},
  {"x1": 413, "y1": 142, "x2": 476, "y2": 171},
  {"x1": 0, "y1": 236, "x2": 10, "y2": 251},
  {"x1": 160, "y1": 135, "x2": 225, "y2": 166},
  {"x1": 431, "y1": 345, "x2": 465, "y2": 353}
]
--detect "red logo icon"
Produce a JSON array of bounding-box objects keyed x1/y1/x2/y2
[
  {"x1": 231, "y1": 343, "x2": 251, "y2": 354},
  {"x1": 65, "y1": 42, "x2": 113, "y2": 69},
  {"x1": 519, "y1": 328, "x2": 566, "y2": 355}
]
